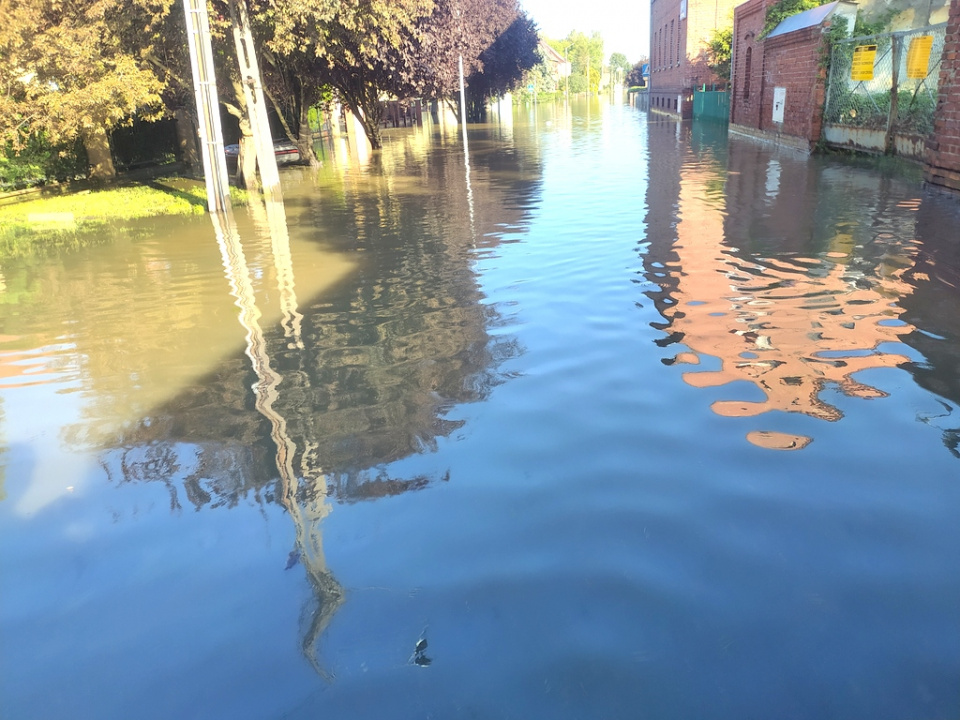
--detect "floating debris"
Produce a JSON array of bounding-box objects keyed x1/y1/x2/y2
[
  {"x1": 411, "y1": 633, "x2": 431, "y2": 667},
  {"x1": 284, "y1": 549, "x2": 301, "y2": 570}
]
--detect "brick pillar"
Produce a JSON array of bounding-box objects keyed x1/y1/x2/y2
[{"x1": 925, "y1": 0, "x2": 960, "y2": 193}]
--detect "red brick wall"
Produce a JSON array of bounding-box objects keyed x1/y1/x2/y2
[
  {"x1": 730, "y1": 5, "x2": 828, "y2": 151},
  {"x1": 650, "y1": 0, "x2": 740, "y2": 117},
  {"x1": 925, "y1": 0, "x2": 960, "y2": 192},
  {"x1": 731, "y1": 0, "x2": 767, "y2": 128},
  {"x1": 761, "y1": 27, "x2": 828, "y2": 146}
]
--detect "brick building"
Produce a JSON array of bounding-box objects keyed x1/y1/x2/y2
[
  {"x1": 730, "y1": 0, "x2": 857, "y2": 150},
  {"x1": 650, "y1": 0, "x2": 740, "y2": 118},
  {"x1": 924, "y1": 0, "x2": 960, "y2": 193}
]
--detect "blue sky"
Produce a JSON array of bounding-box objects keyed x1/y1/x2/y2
[{"x1": 520, "y1": 0, "x2": 650, "y2": 62}]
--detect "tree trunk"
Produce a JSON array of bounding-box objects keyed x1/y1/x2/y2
[
  {"x1": 297, "y1": 93, "x2": 320, "y2": 167},
  {"x1": 236, "y1": 116, "x2": 259, "y2": 193},
  {"x1": 228, "y1": 0, "x2": 280, "y2": 198},
  {"x1": 174, "y1": 107, "x2": 201, "y2": 174},
  {"x1": 350, "y1": 100, "x2": 383, "y2": 150},
  {"x1": 83, "y1": 126, "x2": 116, "y2": 182},
  {"x1": 224, "y1": 98, "x2": 258, "y2": 192}
]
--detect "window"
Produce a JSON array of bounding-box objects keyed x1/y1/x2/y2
[
  {"x1": 670, "y1": 21, "x2": 674, "y2": 65},
  {"x1": 744, "y1": 47, "x2": 752, "y2": 99},
  {"x1": 677, "y1": 19, "x2": 682, "y2": 65}
]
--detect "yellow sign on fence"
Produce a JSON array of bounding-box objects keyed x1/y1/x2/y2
[
  {"x1": 906, "y1": 35, "x2": 934, "y2": 79},
  {"x1": 851, "y1": 45, "x2": 877, "y2": 81}
]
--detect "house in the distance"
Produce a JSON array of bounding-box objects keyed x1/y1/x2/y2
[{"x1": 538, "y1": 40, "x2": 572, "y2": 91}]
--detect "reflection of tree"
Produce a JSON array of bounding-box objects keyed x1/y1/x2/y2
[
  {"x1": 98, "y1": 124, "x2": 541, "y2": 671},
  {"x1": 895, "y1": 193, "x2": 960, "y2": 454},
  {"x1": 643, "y1": 121, "x2": 923, "y2": 449},
  {"x1": 0, "y1": 396, "x2": 6, "y2": 501}
]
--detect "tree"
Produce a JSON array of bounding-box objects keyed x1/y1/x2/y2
[
  {"x1": 608, "y1": 51, "x2": 631, "y2": 85},
  {"x1": 409, "y1": 0, "x2": 509, "y2": 105},
  {"x1": 559, "y1": 31, "x2": 603, "y2": 94},
  {"x1": 761, "y1": 0, "x2": 828, "y2": 38},
  {"x1": 706, "y1": 26, "x2": 732, "y2": 82},
  {"x1": 258, "y1": 48, "x2": 328, "y2": 166},
  {"x1": 464, "y1": 10, "x2": 540, "y2": 120},
  {"x1": 1, "y1": 0, "x2": 168, "y2": 181},
  {"x1": 265, "y1": 0, "x2": 432, "y2": 150},
  {"x1": 625, "y1": 58, "x2": 648, "y2": 88}
]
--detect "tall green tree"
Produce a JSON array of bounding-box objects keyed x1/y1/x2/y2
[
  {"x1": 625, "y1": 58, "x2": 648, "y2": 88},
  {"x1": 706, "y1": 26, "x2": 732, "y2": 82},
  {"x1": 558, "y1": 31, "x2": 603, "y2": 94},
  {"x1": 608, "y1": 51, "x2": 631, "y2": 84},
  {"x1": 265, "y1": 0, "x2": 433, "y2": 150},
  {"x1": 1, "y1": 0, "x2": 168, "y2": 181},
  {"x1": 464, "y1": 10, "x2": 539, "y2": 120}
]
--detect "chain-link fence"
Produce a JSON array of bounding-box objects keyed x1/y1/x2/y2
[{"x1": 824, "y1": 24, "x2": 946, "y2": 137}]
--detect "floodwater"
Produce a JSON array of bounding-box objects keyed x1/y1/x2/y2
[{"x1": 3, "y1": 100, "x2": 960, "y2": 719}]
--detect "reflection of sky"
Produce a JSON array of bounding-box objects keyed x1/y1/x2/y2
[
  {"x1": 0, "y1": 218, "x2": 355, "y2": 518},
  {"x1": 0, "y1": 344, "x2": 90, "y2": 514},
  {"x1": 6, "y1": 105, "x2": 960, "y2": 720}
]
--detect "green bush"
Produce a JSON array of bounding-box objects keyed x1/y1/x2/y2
[{"x1": 0, "y1": 136, "x2": 87, "y2": 191}]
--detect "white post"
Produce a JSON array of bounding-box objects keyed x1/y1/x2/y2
[
  {"x1": 229, "y1": 0, "x2": 281, "y2": 199},
  {"x1": 458, "y1": 54, "x2": 469, "y2": 152},
  {"x1": 182, "y1": 0, "x2": 231, "y2": 212}
]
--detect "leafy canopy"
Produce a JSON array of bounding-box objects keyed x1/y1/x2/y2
[{"x1": 0, "y1": 0, "x2": 168, "y2": 150}]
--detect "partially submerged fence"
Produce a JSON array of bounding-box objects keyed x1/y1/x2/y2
[
  {"x1": 693, "y1": 90, "x2": 730, "y2": 122},
  {"x1": 823, "y1": 23, "x2": 946, "y2": 159}
]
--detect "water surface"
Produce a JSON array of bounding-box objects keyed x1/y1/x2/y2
[{"x1": 3, "y1": 101, "x2": 960, "y2": 719}]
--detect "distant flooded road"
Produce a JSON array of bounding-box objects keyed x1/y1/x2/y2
[{"x1": 3, "y1": 100, "x2": 960, "y2": 719}]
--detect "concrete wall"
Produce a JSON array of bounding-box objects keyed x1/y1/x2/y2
[{"x1": 924, "y1": 0, "x2": 960, "y2": 193}]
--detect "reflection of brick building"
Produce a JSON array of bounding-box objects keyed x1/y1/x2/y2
[
  {"x1": 730, "y1": 0, "x2": 857, "y2": 150},
  {"x1": 649, "y1": 0, "x2": 739, "y2": 117},
  {"x1": 643, "y1": 120, "x2": 925, "y2": 449}
]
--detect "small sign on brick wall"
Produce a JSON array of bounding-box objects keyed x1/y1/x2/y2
[{"x1": 773, "y1": 87, "x2": 786, "y2": 124}]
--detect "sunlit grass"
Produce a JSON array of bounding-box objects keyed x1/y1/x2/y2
[{"x1": 0, "y1": 178, "x2": 247, "y2": 257}]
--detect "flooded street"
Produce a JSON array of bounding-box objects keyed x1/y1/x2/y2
[{"x1": 3, "y1": 100, "x2": 960, "y2": 719}]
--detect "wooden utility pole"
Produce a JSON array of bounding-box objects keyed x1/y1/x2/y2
[
  {"x1": 182, "y1": 0, "x2": 231, "y2": 213},
  {"x1": 228, "y1": 0, "x2": 281, "y2": 199}
]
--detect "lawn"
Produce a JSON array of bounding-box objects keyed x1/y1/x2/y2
[{"x1": 0, "y1": 177, "x2": 246, "y2": 256}]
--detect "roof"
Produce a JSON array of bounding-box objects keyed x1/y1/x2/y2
[
  {"x1": 538, "y1": 39, "x2": 567, "y2": 64},
  {"x1": 765, "y1": 1, "x2": 848, "y2": 38}
]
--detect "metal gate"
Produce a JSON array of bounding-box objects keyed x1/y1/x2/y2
[
  {"x1": 823, "y1": 24, "x2": 946, "y2": 158},
  {"x1": 693, "y1": 90, "x2": 730, "y2": 122}
]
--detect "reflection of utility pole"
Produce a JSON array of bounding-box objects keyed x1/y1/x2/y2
[
  {"x1": 212, "y1": 210, "x2": 343, "y2": 677},
  {"x1": 247, "y1": 198, "x2": 304, "y2": 349},
  {"x1": 182, "y1": 0, "x2": 231, "y2": 212}
]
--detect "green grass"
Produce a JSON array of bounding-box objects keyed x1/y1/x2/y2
[{"x1": 0, "y1": 177, "x2": 247, "y2": 257}]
